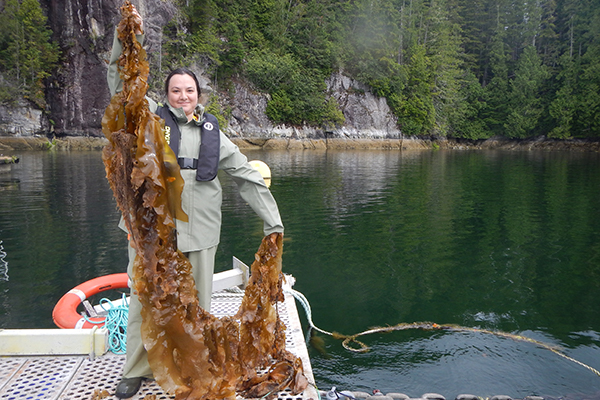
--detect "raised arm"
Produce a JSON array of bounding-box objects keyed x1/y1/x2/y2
[{"x1": 107, "y1": 5, "x2": 144, "y2": 96}]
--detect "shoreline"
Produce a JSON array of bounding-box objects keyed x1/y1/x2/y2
[{"x1": 0, "y1": 135, "x2": 599, "y2": 152}]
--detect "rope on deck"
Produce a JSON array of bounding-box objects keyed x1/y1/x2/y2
[
  {"x1": 102, "y1": 295, "x2": 129, "y2": 354},
  {"x1": 84, "y1": 294, "x2": 129, "y2": 354}
]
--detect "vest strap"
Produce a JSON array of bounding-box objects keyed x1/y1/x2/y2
[{"x1": 177, "y1": 157, "x2": 198, "y2": 169}]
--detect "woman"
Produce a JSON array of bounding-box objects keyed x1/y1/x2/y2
[{"x1": 107, "y1": 8, "x2": 284, "y2": 399}]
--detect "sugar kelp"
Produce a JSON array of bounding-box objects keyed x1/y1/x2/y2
[{"x1": 101, "y1": 2, "x2": 308, "y2": 399}]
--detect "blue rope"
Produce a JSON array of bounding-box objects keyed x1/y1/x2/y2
[
  {"x1": 100, "y1": 295, "x2": 129, "y2": 354},
  {"x1": 284, "y1": 287, "x2": 332, "y2": 338},
  {"x1": 83, "y1": 295, "x2": 129, "y2": 354}
]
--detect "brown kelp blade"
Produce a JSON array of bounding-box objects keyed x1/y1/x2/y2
[{"x1": 101, "y1": 2, "x2": 307, "y2": 399}]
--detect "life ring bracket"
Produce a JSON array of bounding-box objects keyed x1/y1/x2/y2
[{"x1": 52, "y1": 273, "x2": 129, "y2": 329}]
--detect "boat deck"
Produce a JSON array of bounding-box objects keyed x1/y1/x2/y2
[{"x1": 0, "y1": 286, "x2": 317, "y2": 400}]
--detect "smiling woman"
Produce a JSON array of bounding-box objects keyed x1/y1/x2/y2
[{"x1": 165, "y1": 69, "x2": 201, "y2": 121}]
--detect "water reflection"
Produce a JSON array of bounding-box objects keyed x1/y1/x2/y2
[
  {"x1": 1, "y1": 149, "x2": 599, "y2": 398},
  {"x1": 0, "y1": 152, "x2": 126, "y2": 328},
  {"x1": 0, "y1": 241, "x2": 8, "y2": 282}
]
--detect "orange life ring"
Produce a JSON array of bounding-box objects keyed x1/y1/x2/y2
[{"x1": 52, "y1": 273, "x2": 130, "y2": 329}]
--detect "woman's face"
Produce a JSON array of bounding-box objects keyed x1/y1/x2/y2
[{"x1": 167, "y1": 74, "x2": 198, "y2": 120}]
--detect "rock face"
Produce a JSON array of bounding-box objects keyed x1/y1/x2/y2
[
  {"x1": 225, "y1": 73, "x2": 402, "y2": 139},
  {"x1": 226, "y1": 79, "x2": 274, "y2": 138},
  {"x1": 327, "y1": 73, "x2": 401, "y2": 139},
  {"x1": 0, "y1": 101, "x2": 46, "y2": 136},
  {"x1": 42, "y1": 0, "x2": 177, "y2": 137},
  {"x1": 43, "y1": 0, "x2": 121, "y2": 136}
]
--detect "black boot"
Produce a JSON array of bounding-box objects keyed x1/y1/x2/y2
[{"x1": 115, "y1": 377, "x2": 143, "y2": 399}]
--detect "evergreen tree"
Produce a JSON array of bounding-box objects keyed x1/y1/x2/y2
[
  {"x1": 448, "y1": 71, "x2": 488, "y2": 139},
  {"x1": 548, "y1": 0, "x2": 600, "y2": 138},
  {"x1": 0, "y1": 0, "x2": 59, "y2": 107},
  {"x1": 453, "y1": 0, "x2": 489, "y2": 78},
  {"x1": 397, "y1": 44, "x2": 435, "y2": 136},
  {"x1": 504, "y1": 45, "x2": 549, "y2": 138},
  {"x1": 425, "y1": 0, "x2": 466, "y2": 136},
  {"x1": 480, "y1": 29, "x2": 510, "y2": 136},
  {"x1": 576, "y1": 44, "x2": 600, "y2": 137},
  {"x1": 287, "y1": 0, "x2": 341, "y2": 75},
  {"x1": 548, "y1": 53, "x2": 579, "y2": 138},
  {"x1": 536, "y1": 0, "x2": 559, "y2": 66}
]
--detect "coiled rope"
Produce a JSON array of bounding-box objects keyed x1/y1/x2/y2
[
  {"x1": 284, "y1": 287, "x2": 600, "y2": 378},
  {"x1": 84, "y1": 294, "x2": 129, "y2": 354}
]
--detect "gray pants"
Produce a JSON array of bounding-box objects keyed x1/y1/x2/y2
[{"x1": 121, "y1": 243, "x2": 217, "y2": 379}]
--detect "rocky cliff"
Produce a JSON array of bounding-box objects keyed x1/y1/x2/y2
[
  {"x1": 225, "y1": 73, "x2": 401, "y2": 140},
  {"x1": 0, "y1": 0, "x2": 402, "y2": 139},
  {"x1": 42, "y1": 0, "x2": 178, "y2": 136}
]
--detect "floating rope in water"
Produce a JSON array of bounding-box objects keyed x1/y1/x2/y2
[{"x1": 284, "y1": 287, "x2": 600, "y2": 378}]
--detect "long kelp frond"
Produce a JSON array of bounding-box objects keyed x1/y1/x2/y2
[{"x1": 101, "y1": 3, "x2": 307, "y2": 399}]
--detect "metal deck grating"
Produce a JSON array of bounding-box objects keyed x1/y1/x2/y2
[{"x1": 0, "y1": 287, "x2": 318, "y2": 400}]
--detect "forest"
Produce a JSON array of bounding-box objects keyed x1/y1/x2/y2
[{"x1": 0, "y1": 0, "x2": 599, "y2": 139}]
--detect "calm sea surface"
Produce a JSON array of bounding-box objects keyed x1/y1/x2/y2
[{"x1": 1, "y1": 148, "x2": 600, "y2": 399}]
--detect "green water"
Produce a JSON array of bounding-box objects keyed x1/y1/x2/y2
[{"x1": 1, "y1": 149, "x2": 599, "y2": 399}]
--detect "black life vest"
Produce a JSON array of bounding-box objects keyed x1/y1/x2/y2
[{"x1": 156, "y1": 106, "x2": 220, "y2": 182}]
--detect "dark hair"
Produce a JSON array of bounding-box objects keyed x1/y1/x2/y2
[{"x1": 165, "y1": 68, "x2": 201, "y2": 96}]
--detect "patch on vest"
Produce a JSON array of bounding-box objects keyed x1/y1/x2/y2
[
  {"x1": 203, "y1": 122, "x2": 214, "y2": 131},
  {"x1": 164, "y1": 125, "x2": 171, "y2": 144}
]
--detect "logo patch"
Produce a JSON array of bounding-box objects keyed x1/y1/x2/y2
[
  {"x1": 164, "y1": 126, "x2": 171, "y2": 144},
  {"x1": 203, "y1": 122, "x2": 214, "y2": 131}
]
